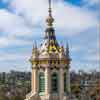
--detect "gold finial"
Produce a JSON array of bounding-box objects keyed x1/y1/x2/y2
[{"x1": 46, "y1": 0, "x2": 54, "y2": 27}]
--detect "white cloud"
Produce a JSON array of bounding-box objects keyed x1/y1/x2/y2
[
  {"x1": 9, "y1": 0, "x2": 48, "y2": 25},
  {"x1": 70, "y1": 45, "x2": 82, "y2": 52},
  {"x1": 0, "y1": 36, "x2": 32, "y2": 48},
  {"x1": 71, "y1": 61, "x2": 99, "y2": 72},
  {"x1": 0, "y1": 37, "x2": 9, "y2": 48},
  {"x1": 83, "y1": 51, "x2": 100, "y2": 62},
  {"x1": 0, "y1": 53, "x2": 29, "y2": 61},
  {"x1": 0, "y1": 51, "x2": 31, "y2": 72},
  {"x1": 53, "y1": 2, "x2": 97, "y2": 32},
  {"x1": 0, "y1": 44, "x2": 31, "y2": 71},
  {"x1": 0, "y1": 9, "x2": 34, "y2": 37},
  {"x1": 0, "y1": 0, "x2": 98, "y2": 37}
]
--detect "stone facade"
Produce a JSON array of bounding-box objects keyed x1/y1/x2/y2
[{"x1": 25, "y1": 0, "x2": 71, "y2": 100}]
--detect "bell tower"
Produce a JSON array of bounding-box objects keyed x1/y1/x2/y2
[{"x1": 25, "y1": 0, "x2": 71, "y2": 100}]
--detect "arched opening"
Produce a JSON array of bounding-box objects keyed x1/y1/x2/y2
[
  {"x1": 39, "y1": 72, "x2": 45, "y2": 93},
  {"x1": 51, "y1": 72, "x2": 58, "y2": 93},
  {"x1": 64, "y1": 73, "x2": 67, "y2": 92}
]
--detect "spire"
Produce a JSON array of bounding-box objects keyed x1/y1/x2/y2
[
  {"x1": 42, "y1": 0, "x2": 60, "y2": 53},
  {"x1": 32, "y1": 41, "x2": 38, "y2": 55},
  {"x1": 49, "y1": 0, "x2": 52, "y2": 16},
  {"x1": 46, "y1": 0, "x2": 54, "y2": 27},
  {"x1": 66, "y1": 42, "x2": 70, "y2": 58}
]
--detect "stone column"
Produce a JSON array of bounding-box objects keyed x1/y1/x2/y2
[
  {"x1": 31, "y1": 68, "x2": 34, "y2": 91},
  {"x1": 66, "y1": 69, "x2": 71, "y2": 94},
  {"x1": 32, "y1": 66, "x2": 38, "y2": 94},
  {"x1": 59, "y1": 67, "x2": 64, "y2": 100},
  {"x1": 45, "y1": 67, "x2": 51, "y2": 96}
]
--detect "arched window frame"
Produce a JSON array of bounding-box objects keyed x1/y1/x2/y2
[
  {"x1": 51, "y1": 72, "x2": 58, "y2": 93},
  {"x1": 39, "y1": 72, "x2": 45, "y2": 95}
]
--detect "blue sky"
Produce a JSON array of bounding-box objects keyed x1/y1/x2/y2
[{"x1": 0, "y1": 0, "x2": 99, "y2": 72}]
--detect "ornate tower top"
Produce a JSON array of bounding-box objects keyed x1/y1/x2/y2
[
  {"x1": 46, "y1": 0, "x2": 54, "y2": 27},
  {"x1": 31, "y1": 0, "x2": 70, "y2": 59},
  {"x1": 25, "y1": 1, "x2": 71, "y2": 100}
]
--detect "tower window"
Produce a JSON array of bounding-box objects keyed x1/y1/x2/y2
[
  {"x1": 39, "y1": 72, "x2": 45, "y2": 93},
  {"x1": 64, "y1": 73, "x2": 67, "y2": 92},
  {"x1": 51, "y1": 73, "x2": 58, "y2": 93}
]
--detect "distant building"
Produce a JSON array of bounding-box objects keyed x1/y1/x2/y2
[{"x1": 25, "y1": 0, "x2": 71, "y2": 100}]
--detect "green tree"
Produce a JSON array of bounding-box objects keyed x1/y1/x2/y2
[
  {"x1": 0, "y1": 96, "x2": 9, "y2": 100},
  {"x1": 11, "y1": 96, "x2": 23, "y2": 100}
]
